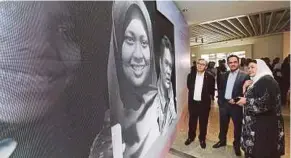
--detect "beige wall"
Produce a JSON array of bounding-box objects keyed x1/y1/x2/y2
[
  {"x1": 191, "y1": 33, "x2": 284, "y2": 61},
  {"x1": 283, "y1": 31, "x2": 290, "y2": 58}
]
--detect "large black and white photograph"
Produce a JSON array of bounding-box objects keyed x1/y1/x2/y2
[
  {"x1": 0, "y1": 1, "x2": 113, "y2": 158},
  {"x1": 108, "y1": 1, "x2": 160, "y2": 158},
  {"x1": 153, "y1": 11, "x2": 177, "y2": 136},
  {"x1": 108, "y1": 0, "x2": 178, "y2": 157}
]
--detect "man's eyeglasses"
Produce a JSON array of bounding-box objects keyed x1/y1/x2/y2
[{"x1": 197, "y1": 63, "x2": 206, "y2": 66}]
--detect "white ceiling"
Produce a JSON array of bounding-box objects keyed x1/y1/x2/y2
[{"x1": 175, "y1": 1, "x2": 290, "y2": 25}]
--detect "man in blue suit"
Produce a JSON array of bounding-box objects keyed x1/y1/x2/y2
[{"x1": 213, "y1": 55, "x2": 249, "y2": 156}]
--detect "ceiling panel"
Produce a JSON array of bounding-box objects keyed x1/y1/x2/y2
[
  {"x1": 175, "y1": 1, "x2": 290, "y2": 25},
  {"x1": 190, "y1": 8, "x2": 290, "y2": 46}
]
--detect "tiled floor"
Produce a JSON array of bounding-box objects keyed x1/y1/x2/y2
[{"x1": 168, "y1": 101, "x2": 290, "y2": 158}]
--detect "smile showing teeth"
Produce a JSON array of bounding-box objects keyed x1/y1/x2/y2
[{"x1": 131, "y1": 65, "x2": 145, "y2": 71}]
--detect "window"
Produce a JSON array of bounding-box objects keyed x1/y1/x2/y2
[
  {"x1": 231, "y1": 51, "x2": 246, "y2": 58},
  {"x1": 201, "y1": 54, "x2": 209, "y2": 61},
  {"x1": 200, "y1": 51, "x2": 246, "y2": 66}
]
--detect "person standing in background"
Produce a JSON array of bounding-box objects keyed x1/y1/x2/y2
[
  {"x1": 281, "y1": 54, "x2": 290, "y2": 105},
  {"x1": 239, "y1": 58, "x2": 248, "y2": 73},
  {"x1": 272, "y1": 57, "x2": 280, "y2": 70},
  {"x1": 207, "y1": 61, "x2": 217, "y2": 78},
  {"x1": 265, "y1": 57, "x2": 273, "y2": 70},
  {"x1": 191, "y1": 61, "x2": 197, "y2": 73},
  {"x1": 216, "y1": 60, "x2": 227, "y2": 96},
  {"x1": 213, "y1": 55, "x2": 249, "y2": 156},
  {"x1": 185, "y1": 59, "x2": 215, "y2": 149},
  {"x1": 272, "y1": 57, "x2": 282, "y2": 87},
  {"x1": 207, "y1": 61, "x2": 217, "y2": 100}
]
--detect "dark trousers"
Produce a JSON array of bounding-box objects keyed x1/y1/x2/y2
[
  {"x1": 188, "y1": 100, "x2": 210, "y2": 141},
  {"x1": 218, "y1": 101, "x2": 243, "y2": 147}
]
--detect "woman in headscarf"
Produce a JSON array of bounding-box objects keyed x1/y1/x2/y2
[
  {"x1": 236, "y1": 59, "x2": 285, "y2": 158},
  {"x1": 108, "y1": 1, "x2": 159, "y2": 158}
]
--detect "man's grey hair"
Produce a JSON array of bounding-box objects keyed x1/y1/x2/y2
[{"x1": 197, "y1": 58, "x2": 208, "y2": 66}]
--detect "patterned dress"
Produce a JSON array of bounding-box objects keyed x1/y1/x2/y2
[{"x1": 241, "y1": 75, "x2": 285, "y2": 157}]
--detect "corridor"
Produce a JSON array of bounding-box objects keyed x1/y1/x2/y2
[{"x1": 167, "y1": 103, "x2": 290, "y2": 158}]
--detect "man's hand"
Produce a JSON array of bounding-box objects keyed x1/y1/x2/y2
[
  {"x1": 228, "y1": 99, "x2": 235, "y2": 104},
  {"x1": 236, "y1": 97, "x2": 247, "y2": 106}
]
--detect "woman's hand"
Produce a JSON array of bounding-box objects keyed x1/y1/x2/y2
[
  {"x1": 243, "y1": 80, "x2": 253, "y2": 89},
  {"x1": 236, "y1": 97, "x2": 247, "y2": 106},
  {"x1": 243, "y1": 80, "x2": 253, "y2": 94}
]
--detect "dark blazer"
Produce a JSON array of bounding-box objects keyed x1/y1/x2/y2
[
  {"x1": 187, "y1": 71, "x2": 215, "y2": 106},
  {"x1": 218, "y1": 70, "x2": 249, "y2": 106}
]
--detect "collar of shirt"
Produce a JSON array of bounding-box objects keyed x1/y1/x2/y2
[
  {"x1": 230, "y1": 69, "x2": 239, "y2": 75},
  {"x1": 196, "y1": 71, "x2": 205, "y2": 77}
]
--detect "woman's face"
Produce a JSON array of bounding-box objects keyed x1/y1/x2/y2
[
  {"x1": 248, "y1": 62, "x2": 257, "y2": 77},
  {"x1": 121, "y1": 19, "x2": 150, "y2": 87}
]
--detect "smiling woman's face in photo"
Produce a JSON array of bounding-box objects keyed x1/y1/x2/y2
[{"x1": 122, "y1": 18, "x2": 150, "y2": 87}]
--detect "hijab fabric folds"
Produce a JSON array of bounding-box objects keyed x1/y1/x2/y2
[{"x1": 250, "y1": 59, "x2": 274, "y2": 88}]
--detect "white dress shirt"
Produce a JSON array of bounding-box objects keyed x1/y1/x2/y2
[
  {"x1": 224, "y1": 69, "x2": 239, "y2": 99},
  {"x1": 193, "y1": 72, "x2": 205, "y2": 101}
]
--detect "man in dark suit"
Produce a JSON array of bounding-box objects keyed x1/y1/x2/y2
[
  {"x1": 185, "y1": 59, "x2": 215, "y2": 149},
  {"x1": 213, "y1": 55, "x2": 249, "y2": 156}
]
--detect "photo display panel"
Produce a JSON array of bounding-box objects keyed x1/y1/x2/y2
[
  {"x1": 0, "y1": 1, "x2": 113, "y2": 158},
  {"x1": 0, "y1": 1, "x2": 179, "y2": 158},
  {"x1": 108, "y1": 1, "x2": 177, "y2": 158}
]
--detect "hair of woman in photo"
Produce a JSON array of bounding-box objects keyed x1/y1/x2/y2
[{"x1": 108, "y1": 1, "x2": 159, "y2": 157}]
